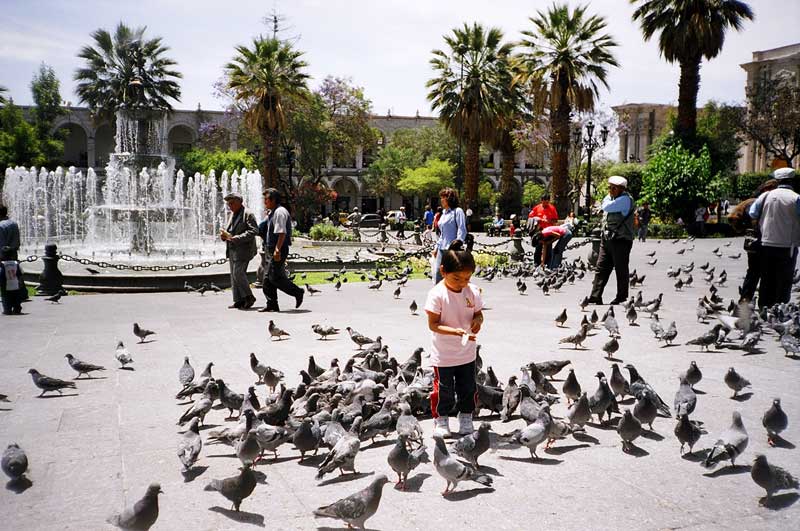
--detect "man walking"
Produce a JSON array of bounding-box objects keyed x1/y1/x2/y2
[
  {"x1": 220, "y1": 192, "x2": 258, "y2": 309},
  {"x1": 396, "y1": 206, "x2": 407, "y2": 238},
  {"x1": 636, "y1": 202, "x2": 652, "y2": 242},
  {"x1": 588, "y1": 176, "x2": 636, "y2": 305},
  {"x1": 1, "y1": 204, "x2": 28, "y2": 300},
  {"x1": 258, "y1": 188, "x2": 304, "y2": 312},
  {"x1": 748, "y1": 167, "x2": 799, "y2": 308}
]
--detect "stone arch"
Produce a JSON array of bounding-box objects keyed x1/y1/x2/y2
[
  {"x1": 55, "y1": 122, "x2": 88, "y2": 167},
  {"x1": 331, "y1": 176, "x2": 360, "y2": 213},
  {"x1": 167, "y1": 124, "x2": 197, "y2": 155},
  {"x1": 94, "y1": 123, "x2": 114, "y2": 167}
]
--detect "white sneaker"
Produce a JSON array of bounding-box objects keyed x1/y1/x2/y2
[
  {"x1": 457, "y1": 412, "x2": 474, "y2": 435},
  {"x1": 433, "y1": 416, "x2": 452, "y2": 438}
]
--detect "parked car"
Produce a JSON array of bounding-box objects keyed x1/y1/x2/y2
[{"x1": 357, "y1": 213, "x2": 383, "y2": 228}]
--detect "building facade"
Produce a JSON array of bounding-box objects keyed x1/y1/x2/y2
[
  {"x1": 611, "y1": 103, "x2": 674, "y2": 164},
  {"x1": 17, "y1": 106, "x2": 550, "y2": 216},
  {"x1": 738, "y1": 42, "x2": 800, "y2": 173}
]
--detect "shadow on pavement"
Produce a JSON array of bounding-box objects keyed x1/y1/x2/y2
[
  {"x1": 398, "y1": 472, "x2": 431, "y2": 492},
  {"x1": 182, "y1": 466, "x2": 208, "y2": 482},
  {"x1": 209, "y1": 506, "x2": 265, "y2": 527},
  {"x1": 317, "y1": 471, "x2": 374, "y2": 487},
  {"x1": 499, "y1": 455, "x2": 563, "y2": 465},
  {"x1": 6, "y1": 477, "x2": 33, "y2": 493},
  {"x1": 732, "y1": 392, "x2": 753, "y2": 402},
  {"x1": 703, "y1": 464, "x2": 751, "y2": 478},
  {"x1": 761, "y1": 492, "x2": 799, "y2": 510},
  {"x1": 443, "y1": 487, "x2": 494, "y2": 501},
  {"x1": 772, "y1": 435, "x2": 796, "y2": 450}
]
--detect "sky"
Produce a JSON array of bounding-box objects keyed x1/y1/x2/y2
[{"x1": 1, "y1": 0, "x2": 798, "y2": 118}]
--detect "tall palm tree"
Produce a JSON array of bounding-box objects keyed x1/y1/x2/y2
[
  {"x1": 518, "y1": 4, "x2": 618, "y2": 215},
  {"x1": 427, "y1": 23, "x2": 514, "y2": 212},
  {"x1": 631, "y1": 0, "x2": 753, "y2": 141},
  {"x1": 225, "y1": 37, "x2": 309, "y2": 190},
  {"x1": 0, "y1": 85, "x2": 8, "y2": 105},
  {"x1": 492, "y1": 58, "x2": 528, "y2": 215},
  {"x1": 74, "y1": 22, "x2": 182, "y2": 121}
]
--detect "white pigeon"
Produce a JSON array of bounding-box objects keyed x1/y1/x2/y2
[{"x1": 115, "y1": 341, "x2": 133, "y2": 368}]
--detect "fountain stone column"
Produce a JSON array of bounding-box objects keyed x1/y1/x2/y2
[{"x1": 37, "y1": 243, "x2": 64, "y2": 296}]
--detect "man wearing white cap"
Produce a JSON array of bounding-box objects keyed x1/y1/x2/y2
[
  {"x1": 587, "y1": 175, "x2": 636, "y2": 305},
  {"x1": 748, "y1": 167, "x2": 799, "y2": 307}
]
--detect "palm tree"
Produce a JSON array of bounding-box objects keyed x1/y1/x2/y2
[
  {"x1": 518, "y1": 4, "x2": 618, "y2": 215},
  {"x1": 74, "y1": 22, "x2": 182, "y2": 121},
  {"x1": 427, "y1": 23, "x2": 514, "y2": 212},
  {"x1": 225, "y1": 37, "x2": 310, "y2": 190},
  {"x1": 631, "y1": 0, "x2": 753, "y2": 141},
  {"x1": 0, "y1": 85, "x2": 8, "y2": 105},
  {"x1": 492, "y1": 58, "x2": 528, "y2": 215}
]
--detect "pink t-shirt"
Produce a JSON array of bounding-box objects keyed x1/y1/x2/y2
[{"x1": 424, "y1": 282, "x2": 484, "y2": 367}]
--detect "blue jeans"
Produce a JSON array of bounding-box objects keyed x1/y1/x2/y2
[
  {"x1": 548, "y1": 229, "x2": 573, "y2": 269},
  {"x1": 433, "y1": 248, "x2": 444, "y2": 285},
  {"x1": 637, "y1": 224, "x2": 649, "y2": 242}
]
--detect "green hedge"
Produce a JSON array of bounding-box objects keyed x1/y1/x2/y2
[
  {"x1": 646, "y1": 223, "x2": 688, "y2": 239},
  {"x1": 308, "y1": 223, "x2": 355, "y2": 241},
  {"x1": 734, "y1": 171, "x2": 771, "y2": 199}
]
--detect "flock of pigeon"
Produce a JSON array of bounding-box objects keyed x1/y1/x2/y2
[{"x1": 3, "y1": 236, "x2": 800, "y2": 529}]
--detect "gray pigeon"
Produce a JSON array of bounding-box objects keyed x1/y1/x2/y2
[
  {"x1": 27, "y1": 368, "x2": 76, "y2": 397},
  {"x1": 432, "y1": 435, "x2": 493, "y2": 495},
  {"x1": 395, "y1": 402, "x2": 423, "y2": 447},
  {"x1": 316, "y1": 417, "x2": 362, "y2": 480},
  {"x1": 312, "y1": 324, "x2": 340, "y2": 340},
  {"x1": 567, "y1": 392, "x2": 591, "y2": 428},
  {"x1": 618, "y1": 409, "x2": 643, "y2": 452},
  {"x1": 602, "y1": 337, "x2": 620, "y2": 359},
  {"x1": 268, "y1": 320, "x2": 290, "y2": 340},
  {"x1": 132, "y1": 322, "x2": 155, "y2": 343},
  {"x1": 178, "y1": 380, "x2": 217, "y2": 425},
  {"x1": 555, "y1": 308, "x2": 567, "y2": 327},
  {"x1": 409, "y1": 300, "x2": 418, "y2": 315},
  {"x1": 674, "y1": 414, "x2": 705, "y2": 455},
  {"x1": 504, "y1": 406, "x2": 551, "y2": 460},
  {"x1": 562, "y1": 369, "x2": 582, "y2": 405},
  {"x1": 387, "y1": 436, "x2": 429, "y2": 489},
  {"x1": 64, "y1": 354, "x2": 106, "y2": 378},
  {"x1": 609, "y1": 363, "x2": 630, "y2": 398},
  {"x1": 724, "y1": 367, "x2": 751, "y2": 398},
  {"x1": 674, "y1": 376, "x2": 697, "y2": 417},
  {"x1": 236, "y1": 429, "x2": 261, "y2": 468},
  {"x1": 293, "y1": 418, "x2": 321, "y2": 462},
  {"x1": 107, "y1": 483, "x2": 162, "y2": 530},
  {"x1": 451, "y1": 422, "x2": 491, "y2": 467},
  {"x1": 500, "y1": 376, "x2": 521, "y2": 421},
  {"x1": 685, "y1": 361, "x2": 702, "y2": 389},
  {"x1": 178, "y1": 357, "x2": 194, "y2": 386},
  {"x1": 2, "y1": 443, "x2": 28, "y2": 480},
  {"x1": 633, "y1": 390, "x2": 659, "y2": 430},
  {"x1": 703, "y1": 411, "x2": 749, "y2": 468},
  {"x1": 313, "y1": 474, "x2": 389, "y2": 528},
  {"x1": 751, "y1": 454, "x2": 798, "y2": 501},
  {"x1": 204, "y1": 466, "x2": 257, "y2": 512},
  {"x1": 177, "y1": 418, "x2": 202, "y2": 472},
  {"x1": 762, "y1": 398, "x2": 788, "y2": 446}
]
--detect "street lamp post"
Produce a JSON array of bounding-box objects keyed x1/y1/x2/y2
[{"x1": 572, "y1": 121, "x2": 609, "y2": 222}]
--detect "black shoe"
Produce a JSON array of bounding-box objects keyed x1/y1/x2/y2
[
  {"x1": 295, "y1": 291, "x2": 304, "y2": 309},
  {"x1": 228, "y1": 303, "x2": 242, "y2": 309},
  {"x1": 586, "y1": 297, "x2": 603, "y2": 305},
  {"x1": 243, "y1": 295, "x2": 256, "y2": 309},
  {"x1": 609, "y1": 298, "x2": 626, "y2": 305},
  {"x1": 258, "y1": 306, "x2": 279, "y2": 312}
]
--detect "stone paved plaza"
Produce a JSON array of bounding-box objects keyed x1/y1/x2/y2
[{"x1": 1, "y1": 236, "x2": 799, "y2": 530}]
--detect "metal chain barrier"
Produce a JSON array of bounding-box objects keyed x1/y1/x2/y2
[{"x1": 58, "y1": 253, "x2": 229, "y2": 272}]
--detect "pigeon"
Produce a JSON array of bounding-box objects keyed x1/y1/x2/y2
[
  {"x1": 567, "y1": 392, "x2": 592, "y2": 428},
  {"x1": 132, "y1": 322, "x2": 155, "y2": 343},
  {"x1": 0, "y1": 394, "x2": 9, "y2": 403},
  {"x1": 2, "y1": 443, "x2": 28, "y2": 481},
  {"x1": 625, "y1": 364, "x2": 670, "y2": 417},
  {"x1": 236, "y1": 429, "x2": 261, "y2": 468},
  {"x1": 559, "y1": 324, "x2": 589, "y2": 349},
  {"x1": 609, "y1": 364, "x2": 631, "y2": 399},
  {"x1": 751, "y1": 454, "x2": 798, "y2": 502},
  {"x1": 503, "y1": 406, "x2": 551, "y2": 459},
  {"x1": 115, "y1": 341, "x2": 133, "y2": 368},
  {"x1": 674, "y1": 376, "x2": 697, "y2": 417},
  {"x1": 249, "y1": 352, "x2": 270, "y2": 384},
  {"x1": 555, "y1": 308, "x2": 568, "y2": 327},
  {"x1": 312, "y1": 324, "x2": 340, "y2": 340},
  {"x1": 762, "y1": 398, "x2": 788, "y2": 446},
  {"x1": 268, "y1": 320, "x2": 290, "y2": 341},
  {"x1": 603, "y1": 315, "x2": 620, "y2": 338},
  {"x1": 602, "y1": 337, "x2": 620, "y2": 359},
  {"x1": 633, "y1": 389, "x2": 659, "y2": 430},
  {"x1": 316, "y1": 417, "x2": 362, "y2": 480},
  {"x1": 293, "y1": 418, "x2": 322, "y2": 461},
  {"x1": 346, "y1": 327, "x2": 375, "y2": 349},
  {"x1": 409, "y1": 300, "x2": 418, "y2": 315},
  {"x1": 626, "y1": 305, "x2": 638, "y2": 325},
  {"x1": 305, "y1": 284, "x2": 321, "y2": 295},
  {"x1": 395, "y1": 402, "x2": 424, "y2": 447},
  {"x1": 393, "y1": 286, "x2": 402, "y2": 299},
  {"x1": 313, "y1": 474, "x2": 390, "y2": 528},
  {"x1": 618, "y1": 409, "x2": 643, "y2": 452},
  {"x1": 178, "y1": 380, "x2": 217, "y2": 425},
  {"x1": 650, "y1": 314, "x2": 664, "y2": 339},
  {"x1": 451, "y1": 422, "x2": 492, "y2": 467},
  {"x1": 534, "y1": 359, "x2": 571, "y2": 380},
  {"x1": 660, "y1": 321, "x2": 678, "y2": 345},
  {"x1": 204, "y1": 466, "x2": 257, "y2": 512},
  {"x1": 685, "y1": 326, "x2": 721, "y2": 351},
  {"x1": 685, "y1": 361, "x2": 702, "y2": 389},
  {"x1": 64, "y1": 353, "x2": 106, "y2": 378},
  {"x1": 107, "y1": 483, "x2": 162, "y2": 530},
  {"x1": 387, "y1": 436, "x2": 429, "y2": 489},
  {"x1": 562, "y1": 369, "x2": 582, "y2": 404},
  {"x1": 674, "y1": 414, "x2": 705, "y2": 455},
  {"x1": 432, "y1": 435, "x2": 493, "y2": 495},
  {"x1": 368, "y1": 279, "x2": 382, "y2": 290},
  {"x1": 335, "y1": 280, "x2": 342, "y2": 291},
  {"x1": 647, "y1": 258, "x2": 658, "y2": 266},
  {"x1": 27, "y1": 368, "x2": 76, "y2": 397},
  {"x1": 177, "y1": 418, "x2": 202, "y2": 472},
  {"x1": 178, "y1": 357, "x2": 194, "y2": 386},
  {"x1": 724, "y1": 367, "x2": 751, "y2": 398},
  {"x1": 589, "y1": 375, "x2": 617, "y2": 424},
  {"x1": 216, "y1": 378, "x2": 244, "y2": 419},
  {"x1": 703, "y1": 411, "x2": 749, "y2": 468}
]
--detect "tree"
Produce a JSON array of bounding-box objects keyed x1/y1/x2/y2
[
  {"x1": 518, "y1": 4, "x2": 619, "y2": 215},
  {"x1": 630, "y1": 0, "x2": 753, "y2": 141},
  {"x1": 427, "y1": 23, "x2": 514, "y2": 212},
  {"x1": 0, "y1": 85, "x2": 7, "y2": 105},
  {"x1": 0, "y1": 101, "x2": 47, "y2": 169},
  {"x1": 316, "y1": 77, "x2": 377, "y2": 167},
  {"x1": 29, "y1": 63, "x2": 65, "y2": 165},
  {"x1": 177, "y1": 148, "x2": 254, "y2": 176},
  {"x1": 523, "y1": 181, "x2": 546, "y2": 207},
  {"x1": 696, "y1": 100, "x2": 745, "y2": 177},
  {"x1": 284, "y1": 93, "x2": 331, "y2": 183},
  {"x1": 74, "y1": 22, "x2": 182, "y2": 121},
  {"x1": 396, "y1": 158, "x2": 455, "y2": 200},
  {"x1": 738, "y1": 71, "x2": 800, "y2": 166},
  {"x1": 390, "y1": 124, "x2": 458, "y2": 165},
  {"x1": 364, "y1": 145, "x2": 420, "y2": 198},
  {"x1": 640, "y1": 143, "x2": 726, "y2": 220},
  {"x1": 225, "y1": 36, "x2": 310, "y2": 190}
]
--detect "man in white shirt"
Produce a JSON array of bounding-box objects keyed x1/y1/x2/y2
[{"x1": 257, "y1": 188, "x2": 304, "y2": 312}]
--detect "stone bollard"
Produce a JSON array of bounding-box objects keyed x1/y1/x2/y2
[
  {"x1": 588, "y1": 227, "x2": 602, "y2": 268},
  {"x1": 511, "y1": 234, "x2": 525, "y2": 261},
  {"x1": 379, "y1": 224, "x2": 388, "y2": 243},
  {"x1": 413, "y1": 226, "x2": 422, "y2": 246},
  {"x1": 37, "y1": 243, "x2": 64, "y2": 296}
]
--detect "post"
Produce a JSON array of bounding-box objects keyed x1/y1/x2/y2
[
  {"x1": 37, "y1": 243, "x2": 64, "y2": 296},
  {"x1": 588, "y1": 227, "x2": 602, "y2": 268},
  {"x1": 585, "y1": 149, "x2": 592, "y2": 222},
  {"x1": 413, "y1": 225, "x2": 422, "y2": 246},
  {"x1": 379, "y1": 223, "x2": 388, "y2": 243},
  {"x1": 511, "y1": 234, "x2": 525, "y2": 261}
]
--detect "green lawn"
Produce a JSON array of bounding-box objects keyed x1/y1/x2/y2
[{"x1": 292, "y1": 270, "x2": 427, "y2": 286}]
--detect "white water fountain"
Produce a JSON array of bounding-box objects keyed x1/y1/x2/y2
[{"x1": 2, "y1": 110, "x2": 263, "y2": 261}]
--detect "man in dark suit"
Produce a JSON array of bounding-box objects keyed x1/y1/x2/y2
[{"x1": 220, "y1": 192, "x2": 258, "y2": 309}]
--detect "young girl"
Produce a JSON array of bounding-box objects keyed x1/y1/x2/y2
[{"x1": 425, "y1": 239, "x2": 484, "y2": 437}]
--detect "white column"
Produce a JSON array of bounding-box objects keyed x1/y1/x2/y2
[{"x1": 356, "y1": 146, "x2": 363, "y2": 169}]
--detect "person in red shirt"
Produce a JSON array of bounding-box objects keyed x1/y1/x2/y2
[{"x1": 530, "y1": 194, "x2": 559, "y2": 265}]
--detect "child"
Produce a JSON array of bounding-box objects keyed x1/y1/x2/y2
[
  {"x1": 425, "y1": 239, "x2": 484, "y2": 437},
  {"x1": 0, "y1": 246, "x2": 25, "y2": 315}
]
